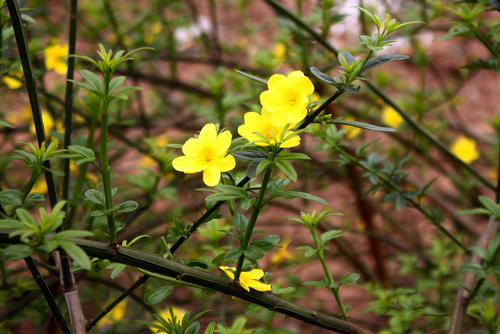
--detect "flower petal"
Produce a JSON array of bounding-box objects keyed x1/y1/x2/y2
[
  {"x1": 182, "y1": 137, "x2": 201, "y2": 156},
  {"x1": 242, "y1": 268, "x2": 264, "y2": 280},
  {"x1": 213, "y1": 130, "x2": 232, "y2": 157},
  {"x1": 203, "y1": 165, "x2": 221, "y2": 187},
  {"x1": 267, "y1": 73, "x2": 288, "y2": 91},
  {"x1": 247, "y1": 280, "x2": 272, "y2": 292},
  {"x1": 260, "y1": 90, "x2": 285, "y2": 113},
  {"x1": 198, "y1": 123, "x2": 217, "y2": 144},
  {"x1": 172, "y1": 156, "x2": 206, "y2": 173},
  {"x1": 213, "y1": 155, "x2": 236, "y2": 172}
]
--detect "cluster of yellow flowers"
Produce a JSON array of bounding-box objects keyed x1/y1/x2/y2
[{"x1": 172, "y1": 70, "x2": 315, "y2": 187}]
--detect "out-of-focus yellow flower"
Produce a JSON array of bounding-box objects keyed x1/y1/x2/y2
[
  {"x1": 31, "y1": 178, "x2": 47, "y2": 194},
  {"x1": 341, "y1": 116, "x2": 361, "y2": 139},
  {"x1": 172, "y1": 123, "x2": 235, "y2": 187},
  {"x1": 270, "y1": 239, "x2": 293, "y2": 267},
  {"x1": 145, "y1": 22, "x2": 163, "y2": 43},
  {"x1": 260, "y1": 70, "x2": 314, "y2": 127},
  {"x1": 29, "y1": 110, "x2": 61, "y2": 137},
  {"x1": 141, "y1": 136, "x2": 169, "y2": 167},
  {"x1": 238, "y1": 109, "x2": 300, "y2": 148},
  {"x1": 5, "y1": 106, "x2": 31, "y2": 125},
  {"x1": 273, "y1": 42, "x2": 286, "y2": 64},
  {"x1": 44, "y1": 43, "x2": 68, "y2": 75},
  {"x1": 98, "y1": 301, "x2": 126, "y2": 327},
  {"x1": 378, "y1": 330, "x2": 392, "y2": 334},
  {"x1": 450, "y1": 136, "x2": 479, "y2": 163},
  {"x1": 2, "y1": 70, "x2": 23, "y2": 89},
  {"x1": 381, "y1": 106, "x2": 403, "y2": 128},
  {"x1": 219, "y1": 266, "x2": 272, "y2": 292},
  {"x1": 149, "y1": 307, "x2": 186, "y2": 332}
]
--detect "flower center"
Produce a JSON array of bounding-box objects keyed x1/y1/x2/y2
[{"x1": 289, "y1": 97, "x2": 296, "y2": 105}]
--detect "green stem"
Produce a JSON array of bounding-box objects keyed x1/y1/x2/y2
[
  {"x1": 21, "y1": 172, "x2": 38, "y2": 203},
  {"x1": 234, "y1": 151, "x2": 277, "y2": 282},
  {"x1": 100, "y1": 93, "x2": 116, "y2": 245},
  {"x1": 137, "y1": 268, "x2": 206, "y2": 289},
  {"x1": 310, "y1": 226, "x2": 349, "y2": 320},
  {"x1": 334, "y1": 146, "x2": 469, "y2": 253}
]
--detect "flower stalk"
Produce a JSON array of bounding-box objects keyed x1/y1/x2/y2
[{"x1": 234, "y1": 148, "x2": 278, "y2": 282}]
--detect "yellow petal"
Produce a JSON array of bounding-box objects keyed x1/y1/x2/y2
[
  {"x1": 182, "y1": 137, "x2": 201, "y2": 156},
  {"x1": 241, "y1": 268, "x2": 264, "y2": 280},
  {"x1": 280, "y1": 133, "x2": 300, "y2": 148},
  {"x1": 213, "y1": 130, "x2": 232, "y2": 157},
  {"x1": 213, "y1": 155, "x2": 236, "y2": 172},
  {"x1": 267, "y1": 73, "x2": 288, "y2": 92},
  {"x1": 247, "y1": 280, "x2": 271, "y2": 292},
  {"x1": 172, "y1": 156, "x2": 206, "y2": 173},
  {"x1": 219, "y1": 266, "x2": 235, "y2": 279},
  {"x1": 289, "y1": 71, "x2": 314, "y2": 95},
  {"x1": 203, "y1": 165, "x2": 221, "y2": 187},
  {"x1": 198, "y1": 123, "x2": 217, "y2": 144}
]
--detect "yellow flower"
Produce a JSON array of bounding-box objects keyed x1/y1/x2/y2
[
  {"x1": 2, "y1": 70, "x2": 23, "y2": 89},
  {"x1": 341, "y1": 116, "x2": 361, "y2": 139},
  {"x1": 140, "y1": 136, "x2": 169, "y2": 167},
  {"x1": 260, "y1": 70, "x2": 314, "y2": 127},
  {"x1": 272, "y1": 42, "x2": 286, "y2": 63},
  {"x1": 270, "y1": 239, "x2": 293, "y2": 267},
  {"x1": 31, "y1": 178, "x2": 47, "y2": 194},
  {"x1": 238, "y1": 109, "x2": 300, "y2": 148},
  {"x1": 172, "y1": 123, "x2": 235, "y2": 187},
  {"x1": 450, "y1": 136, "x2": 479, "y2": 163},
  {"x1": 44, "y1": 43, "x2": 68, "y2": 75},
  {"x1": 219, "y1": 266, "x2": 272, "y2": 292},
  {"x1": 154, "y1": 307, "x2": 186, "y2": 328},
  {"x1": 29, "y1": 109, "x2": 61, "y2": 137},
  {"x1": 381, "y1": 106, "x2": 403, "y2": 128},
  {"x1": 98, "y1": 301, "x2": 126, "y2": 327},
  {"x1": 5, "y1": 106, "x2": 31, "y2": 125}
]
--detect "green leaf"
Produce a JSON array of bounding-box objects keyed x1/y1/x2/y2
[
  {"x1": 0, "y1": 120, "x2": 14, "y2": 128},
  {"x1": 84, "y1": 189, "x2": 105, "y2": 206},
  {"x1": 275, "y1": 159, "x2": 297, "y2": 182},
  {"x1": 278, "y1": 152, "x2": 311, "y2": 160},
  {"x1": 478, "y1": 196, "x2": 500, "y2": 217},
  {"x1": 115, "y1": 200, "x2": 139, "y2": 213},
  {"x1": 332, "y1": 120, "x2": 396, "y2": 133},
  {"x1": 274, "y1": 191, "x2": 328, "y2": 206},
  {"x1": 296, "y1": 245, "x2": 317, "y2": 257},
  {"x1": 470, "y1": 246, "x2": 488, "y2": 260},
  {"x1": 206, "y1": 185, "x2": 248, "y2": 202},
  {"x1": 0, "y1": 219, "x2": 23, "y2": 229},
  {"x1": 360, "y1": 54, "x2": 409, "y2": 73},
  {"x1": 108, "y1": 76, "x2": 126, "y2": 92},
  {"x1": 320, "y1": 230, "x2": 343, "y2": 243},
  {"x1": 354, "y1": 6, "x2": 381, "y2": 30},
  {"x1": 245, "y1": 244, "x2": 265, "y2": 260},
  {"x1": 108, "y1": 263, "x2": 127, "y2": 279},
  {"x1": 339, "y1": 273, "x2": 360, "y2": 285},
  {"x1": 0, "y1": 244, "x2": 32, "y2": 260},
  {"x1": 79, "y1": 69, "x2": 104, "y2": 93},
  {"x1": 339, "y1": 51, "x2": 356, "y2": 67},
  {"x1": 204, "y1": 321, "x2": 216, "y2": 334},
  {"x1": 310, "y1": 66, "x2": 335, "y2": 84},
  {"x1": 303, "y1": 279, "x2": 328, "y2": 289},
  {"x1": 0, "y1": 189, "x2": 22, "y2": 206},
  {"x1": 456, "y1": 208, "x2": 490, "y2": 216},
  {"x1": 234, "y1": 69, "x2": 267, "y2": 84},
  {"x1": 233, "y1": 213, "x2": 248, "y2": 237},
  {"x1": 255, "y1": 159, "x2": 272, "y2": 177},
  {"x1": 232, "y1": 150, "x2": 267, "y2": 161},
  {"x1": 144, "y1": 286, "x2": 174, "y2": 305},
  {"x1": 52, "y1": 230, "x2": 94, "y2": 241},
  {"x1": 224, "y1": 248, "x2": 243, "y2": 261},
  {"x1": 58, "y1": 240, "x2": 91, "y2": 270}
]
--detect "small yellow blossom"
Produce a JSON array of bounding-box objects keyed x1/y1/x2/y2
[
  {"x1": 450, "y1": 136, "x2": 479, "y2": 163},
  {"x1": 381, "y1": 106, "x2": 403, "y2": 128},
  {"x1": 141, "y1": 136, "x2": 169, "y2": 167},
  {"x1": 44, "y1": 43, "x2": 68, "y2": 75},
  {"x1": 5, "y1": 106, "x2": 31, "y2": 125},
  {"x1": 31, "y1": 178, "x2": 47, "y2": 194},
  {"x1": 270, "y1": 239, "x2": 293, "y2": 267},
  {"x1": 260, "y1": 70, "x2": 314, "y2": 127},
  {"x1": 29, "y1": 110, "x2": 61, "y2": 137},
  {"x1": 149, "y1": 307, "x2": 186, "y2": 332},
  {"x1": 238, "y1": 109, "x2": 300, "y2": 148},
  {"x1": 272, "y1": 42, "x2": 286, "y2": 63},
  {"x1": 219, "y1": 266, "x2": 272, "y2": 292},
  {"x1": 2, "y1": 70, "x2": 23, "y2": 89},
  {"x1": 172, "y1": 123, "x2": 235, "y2": 187},
  {"x1": 98, "y1": 301, "x2": 126, "y2": 327},
  {"x1": 341, "y1": 116, "x2": 361, "y2": 139}
]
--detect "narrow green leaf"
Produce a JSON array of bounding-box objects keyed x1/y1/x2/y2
[
  {"x1": 144, "y1": 286, "x2": 174, "y2": 305},
  {"x1": 115, "y1": 200, "x2": 139, "y2": 213},
  {"x1": 234, "y1": 69, "x2": 267, "y2": 84},
  {"x1": 58, "y1": 241, "x2": 91, "y2": 270},
  {"x1": 310, "y1": 66, "x2": 335, "y2": 84},
  {"x1": 275, "y1": 159, "x2": 297, "y2": 182},
  {"x1": 361, "y1": 54, "x2": 409, "y2": 73},
  {"x1": 0, "y1": 244, "x2": 32, "y2": 260},
  {"x1": 274, "y1": 191, "x2": 328, "y2": 206}
]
